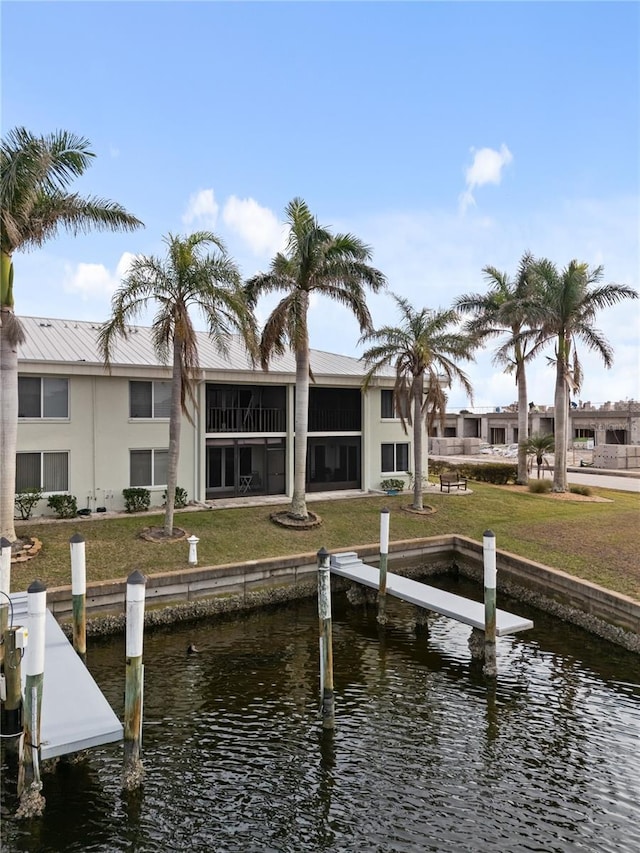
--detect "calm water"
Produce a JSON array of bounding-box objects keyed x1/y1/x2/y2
[{"x1": 2, "y1": 577, "x2": 640, "y2": 853}]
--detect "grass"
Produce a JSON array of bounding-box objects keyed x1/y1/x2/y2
[{"x1": 12, "y1": 482, "x2": 640, "y2": 600}]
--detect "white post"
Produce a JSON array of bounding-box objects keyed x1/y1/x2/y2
[
  {"x1": 69, "y1": 533, "x2": 87, "y2": 661},
  {"x1": 17, "y1": 580, "x2": 47, "y2": 816},
  {"x1": 483, "y1": 530, "x2": 497, "y2": 677},
  {"x1": 187, "y1": 535, "x2": 200, "y2": 567},
  {"x1": 377, "y1": 508, "x2": 390, "y2": 624},
  {"x1": 123, "y1": 570, "x2": 146, "y2": 789}
]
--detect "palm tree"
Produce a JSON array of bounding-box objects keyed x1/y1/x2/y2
[
  {"x1": 521, "y1": 433, "x2": 555, "y2": 479},
  {"x1": 99, "y1": 232, "x2": 256, "y2": 537},
  {"x1": 455, "y1": 253, "x2": 541, "y2": 485},
  {"x1": 361, "y1": 294, "x2": 474, "y2": 511},
  {"x1": 245, "y1": 198, "x2": 387, "y2": 521},
  {"x1": 530, "y1": 259, "x2": 638, "y2": 492},
  {"x1": 1, "y1": 127, "x2": 143, "y2": 542}
]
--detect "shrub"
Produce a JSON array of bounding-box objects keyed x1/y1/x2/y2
[
  {"x1": 380, "y1": 478, "x2": 405, "y2": 492},
  {"x1": 122, "y1": 487, "x2": 151, "y2": 513},
  {"x1": 15, "y1": 488, "x2": 43, "y2": 520},
  {"x1": 431, "y1": 461, "x2": 517, "y2": 485},
  {"x1": 163, "y1": 487, "x2": 188, "y2": 508},
  {"x1": 570, "y1": 485, "x2": 592, "y2": 496},
  {"x1": 528, "y1": 478, "x2": 552, "y2": 494},
  {"x1": 47, "y1": 494, "x2": 78, "y2": 518}
]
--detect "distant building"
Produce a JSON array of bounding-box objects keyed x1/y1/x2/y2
[
  {"x1": 15, "y1": 316, "x2": 426, "y2": 514},
  {"x1": 431, "y1": 401, "x2": 640, "y2": 469}
]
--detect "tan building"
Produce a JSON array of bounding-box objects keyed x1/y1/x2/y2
[{"x1": 15, "y1": 316, "x2": 425, "y2": 515}]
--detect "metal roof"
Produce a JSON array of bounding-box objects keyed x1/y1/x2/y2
[{"x1": 17, "y1": 315, "x2": 391, "y2": 380}]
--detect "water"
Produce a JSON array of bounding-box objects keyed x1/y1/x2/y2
[{"x1": 2, "y1": 577, "x2": 640, "y2": 852}]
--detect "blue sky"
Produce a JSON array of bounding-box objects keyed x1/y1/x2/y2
[{"x1": 3, "y1": 0, "x2": 639, "y2": 408}]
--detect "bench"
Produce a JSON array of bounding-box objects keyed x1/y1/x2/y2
[{"x1": 439, "y1": 473, "x2": 467, "y2": 492}]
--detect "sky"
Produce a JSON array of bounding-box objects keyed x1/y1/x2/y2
[{"x1": 2, "y1": 0, "x2": 639, "y2": 409}]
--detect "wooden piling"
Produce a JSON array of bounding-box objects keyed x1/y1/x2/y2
[
  {"x1": 483, "y1": 530, "x2": 497, "y2": 677},
  {"x1": 377, "y1": 508, "x2": 390, "y2": 625},
  {"x1": 2, "y1": 627, "x2": 23, "y2": 749},
  {"x1": 0, "y1": 536, "x2": 11, "y2": 670},
  {"x1": 17, "y1": 580, "x2": 46, "y2": 818},
  {"x1": 123, "y1": 569, "x2": 146, "y2": 790},
  {"x1": 317, "y1": 548, "x2": 335, "y2": 730},
  {"x1": 69, "y1": 533, "x2": 87, "y2": 662}
]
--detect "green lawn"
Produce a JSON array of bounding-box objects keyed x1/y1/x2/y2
[{"x1": 12, "y1": 482, "x2": 640, "y2": 599}]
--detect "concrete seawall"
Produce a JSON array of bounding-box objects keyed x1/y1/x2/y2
[{"x1": 44, "y1": 535, "x2": 639, "y2": 652}]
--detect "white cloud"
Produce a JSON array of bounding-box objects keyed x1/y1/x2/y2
[
  {"x1": 460, "y1": 144, "x2": 513, "y2": 213},
  {"x1": 182, "y1": 189, "x2": 220, "y2": 228},
  {"x1": 62, "y1": 252, "x2": 137, "y2": 301},
  {"x1": 222, "y1": 195, "x2": 287, "y2": 257}
]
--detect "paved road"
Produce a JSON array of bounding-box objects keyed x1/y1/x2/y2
[{"x1": 566, "y1": 470, "x2": 640, "y2": 493}]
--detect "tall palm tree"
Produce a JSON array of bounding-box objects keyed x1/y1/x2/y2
[
  {"x1": 361, "y1": 294, "x2": 474, "y2": 511},
  {"x1": 245, "y1": 198, "x2": 387, "y2": 521},
  {"x1": 521, "y1": 432, "x2": 555, "y2": 479},
  {"x1": 1, "y1": 127, "x2": 142, "y2": 541},
  {"x1": 455, "y1": 252, "x2": 541, "y2": 485},
  {"x1": 99, "y1": 232, "x2": 256, "y2": 536},
  {"x1": 530, "y1": 259, "x2": 637, "y2": 492}
]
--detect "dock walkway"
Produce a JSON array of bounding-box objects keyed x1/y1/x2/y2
[
  {"x1": 330, "y1": 552, "x2": 533, "y2": 636},
  {"x1": 10, "y1": 592, "x2": 123, "y2": 760}
]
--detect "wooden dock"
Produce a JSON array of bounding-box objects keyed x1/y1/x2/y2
[
  {"x1": 330, "y1": 552, "x2": 533, "y2": 636},
  {"x1": 10, "y1": 592, "x2": 123, "y2": 760}
]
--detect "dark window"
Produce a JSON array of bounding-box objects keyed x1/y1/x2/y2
[
  {"x1": 130, "y1": 381, "x2": 171, "y2": 418},
  {"x1": 381, "y1": 442, "x2": 409, "y2": 473},
  {"x1": 130, "y1": 449, "x2": 168, "y2": 486},
  {"x1": 18, "y1": 377, "x2": 68, "y2": 418},
  {"x1": 16, "y1": 451, "x2": 68, "y2": 492},
  {"x1": 381, "y1": 390, "x2": 394, "y2": 418}
]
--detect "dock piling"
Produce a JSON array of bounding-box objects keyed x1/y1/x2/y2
[
  {"x1": 377, "y1": 508, "x2": 390, "y2": 625},
  {"x1": 0, "y1": 537, "x2": 11, "y2": 669},
  {"x1": 2, "y1": 627, "x2": 23, "y2": 749},
  {"x1": 69, "y1": 534, "x2": 87, "y2": 662},
  {"x1": 317, "y1": 548, "x2": 335, "y2": 730},
  {"x1": 17, "y1": 580, "x2": 47, "y2": 818},
  {"x1": 483, "y1": 530, "x2": 497, "y2": 677},
  {"x1": 123, "y1": 570, "x2": 147, "y2": 790}
]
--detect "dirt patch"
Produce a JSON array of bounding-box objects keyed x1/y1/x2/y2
[
  {"x1": 270, "y1": 510, "x2": 323, "y2": 530},
  {"x1": 402, "y1": 504, "x2": 438, "y2": 516},
  {"x1": 501, "y1": 485, "x2": 612, "y2": 503},
  {"x1": 139, "y1": 526, "x2": 188, "y2": 543}
]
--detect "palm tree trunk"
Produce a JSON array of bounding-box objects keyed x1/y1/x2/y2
[
  {"x1": 0, "y1": 305, "x2": 24, "y2": 543},
  {"x1": 291, "y1": 338, "x2": 310, "y2": 520},
  {"x1": 553, "y1": 338, "x2": 568, "y2": 492},
  {"x1": 412, "y1": 383, "x2": 423, "y2": 511},
  {"x1": 164, "y1": 337, "x2": 182, "y2": 536},
  {"x1": 515, "y1": 357, "x2": 529, "y2": 485}
]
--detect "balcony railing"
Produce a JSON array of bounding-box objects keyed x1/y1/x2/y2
[
  {"x1": 206, "y1": 407, "x2": 285, "y2": 433},
  {"x1": 308, "y1": 409, "x2": 361, "y2": 432}
]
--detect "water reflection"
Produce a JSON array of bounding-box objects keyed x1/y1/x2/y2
[{"x1": 1, "y1": 581, "x2": 639, "y2": 852}]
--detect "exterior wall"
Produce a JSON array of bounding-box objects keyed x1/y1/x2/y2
[
  {"x1": 362, "y1": 385, "x2": 428, "y2": 491},
  {"x1": 17, "y1": 370, "x2": 197, "y2": 514}
]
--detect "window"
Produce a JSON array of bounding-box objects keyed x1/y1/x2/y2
[
  {"x1": 381, "y1": 390, "x2": 394, "y2": 418},
  {"x1": 16, "y1": 452, "x2": 68, "y2": 492},
  {"x1": 381, "y1": 442, "x2": 409, "y2": 473},
  {"x1": 130, "y1": 381, "x2": 171, "y2": 418},
  {"x1": 130, "y1": 449, "x2": 168, "y2": 487},
  {"x1": 18, "y1": 377, "x2": 68, "y2": 418},
  {"x1": 381, "y1": 390, "x2": 409, "y2": 419}
]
